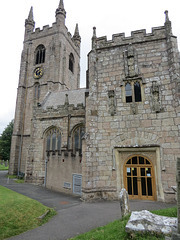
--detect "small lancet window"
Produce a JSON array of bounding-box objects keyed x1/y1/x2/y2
[
  {"x1": 35, "y1": 45, "x2": 46, "y2": 65},
  {"x1": 125, "y1": 83, "x2": 132, "y2": 103},
  {"x1": 34, "y1": 84, "x2": 40, "y2": 100},
  {"x1": 69, "y1": 53, "x2": 74, "y2": 73},
  {"x1": 134, "y1": 82, "x2": 142, "y2": 102}
]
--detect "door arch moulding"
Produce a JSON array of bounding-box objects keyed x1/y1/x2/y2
[{"x1": 114, "y1": 146, "x2": 164, "y2": 202}]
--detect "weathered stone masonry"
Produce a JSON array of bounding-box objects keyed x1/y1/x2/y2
[
  {"x1": 82, "y1": 11, "x2": 180, "y2": 202},
  {"x1": 9, "y1": 2, "x2": 180, "y2": 201},
  {"x1": 9, "y1": 1, "x2": 84, "y2": 195}
]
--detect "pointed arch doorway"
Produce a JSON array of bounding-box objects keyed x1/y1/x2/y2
[{"x1": 124, "y1": 155, "x2": 156, "y2": 200}]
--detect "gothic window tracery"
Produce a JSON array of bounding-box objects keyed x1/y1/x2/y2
[
  {"x1": 35, "y1": 45, "x2": 46, "y2": 64},
  {"x1": 45, "y1": 127, "x2": 61, "y2": 155}
]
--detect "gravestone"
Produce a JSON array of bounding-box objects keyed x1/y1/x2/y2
[
  {"x1": 126, "y1": 210, "x2": 177, "y2": 236},
  {"x1": 119, "y1": 188, "x2": 131, "y2": 217},
  {"x1": 172, "y1": 157, "x2": 180, "y2": 239},
  {"x1": 4, "y1": 161, "x2": 8, "y2": 167}
]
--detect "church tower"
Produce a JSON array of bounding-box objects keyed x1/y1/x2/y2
[{"x1": 9, "y1": 0, "x2": 81, "y2": 175}]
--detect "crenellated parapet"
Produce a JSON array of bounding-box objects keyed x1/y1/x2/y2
[
  {"x1": 34, "y1": 103, "x2": 85, "y2": 120},
  {"x1": 92, "y1": 11, "x2": 176, "y2": 51},
  {"x1": 94, "y1": 26, "x2": 173, "y2": 50},
  {"x1": 46, "y1": 149, "x2": 83, "y2": 158},
  {"x1": 26, "y1": 22, "x2": 80, "y2": 50},
  {"x1": 24, "y1": 0, "x2": 81, "y2": 51}
]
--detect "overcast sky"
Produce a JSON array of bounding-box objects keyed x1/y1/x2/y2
[{"x1": 0, "y1": 0, "x2": 179, "y2": 134}]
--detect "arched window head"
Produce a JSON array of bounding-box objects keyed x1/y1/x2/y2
[
  {"x1": 45, "y1": 127, "x2": 61, "y2": 156},
  {"x1": 72, "y1": 125, "x2": 84, "y2": 155},
  {"x1": 35, "y1": 45, "x2": 46, "y2": 65},
  {"x1": 69, "y1": 53, "x2": 74, "y2": 73}
]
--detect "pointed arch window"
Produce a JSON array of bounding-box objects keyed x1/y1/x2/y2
[
  {"x1": 72, "y1": 125, "x2": 85, "y2": 155},
  {"x1": 69, "y1": 53, "x2": 74, "y2": 73},
  {"x1": 125, "y1": 81, "x2": 142, "y2": 103},
  {"x1": 35, "y1": 45, "x2": 46, "y2": 65},
  {"x1": 45, "y1": 128, "x2": 61, "y2": 155}
]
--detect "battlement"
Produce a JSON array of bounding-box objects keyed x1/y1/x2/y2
[
  {"x1": 95, "y1": 26, "x2": 170, "y2": 49},
  {"x1": 34, "y1": 102, "x2": 85, "y2": 120},
  {"x1": 27, "y1": 22, "x2": 77, "y2": 48},
  {"x1": 46, "y1": 149, "x2": 83, "y2": 158}
]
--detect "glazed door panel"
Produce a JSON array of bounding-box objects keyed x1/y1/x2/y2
[{"x1": 124, "y1": 156, "x2": 155, "y2": 200}]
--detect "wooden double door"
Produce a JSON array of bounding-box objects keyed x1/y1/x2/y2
[{"x1": 124, "y1": 155, "x2": 156, "y2": 200}]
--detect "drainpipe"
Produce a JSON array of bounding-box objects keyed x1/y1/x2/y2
[{"x1": 44, "y1": 156, "x2": 48, "y2": 187}]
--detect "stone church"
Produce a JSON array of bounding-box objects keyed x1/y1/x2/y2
[{"x1": 9, "y1": 0, "x2": 180, "y2": 202}]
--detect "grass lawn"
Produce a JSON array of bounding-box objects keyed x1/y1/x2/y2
[
  {"x1": 0, "y1": 186, "x2": 56, "y2": 240},
  {"x1": 69, "y1": 206, "x2": 177, "y2": 240},
  {"x1": 0, "y1": 163, "x2": 8, "y2": 170}
]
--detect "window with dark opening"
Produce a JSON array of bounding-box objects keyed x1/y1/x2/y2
[
  {"x1": 69, "y1": 53, "x2": 74, "y2": 73},
  {"x1": 125, "y1": 83, "x2": 132, "y2": 103},
  {"x1": 125, "y1": 81, "x2": 142, "y2": 103},
  {"x1": 35, "y1": 45, "x2": 46, "y2": 64},
  {"x1": 134, "y1": 82, "x2": 142, "y2": 102}
]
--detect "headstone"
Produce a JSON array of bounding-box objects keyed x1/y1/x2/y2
[
  {"x1": 119, "y1": 188, "x2": 131, "y2": 217},
  {"x1": 1, "y1": 160, "x2": 3, "y2": 165},
  {"x1": 126, "y1": 210, "x2": 177, "y2": 237},
  {"x1": 172, "y1": 158, "x2": 180, "y2": 239},
  {"x1": 4, "y1": 161, "x2": 8, "y2": 167}
]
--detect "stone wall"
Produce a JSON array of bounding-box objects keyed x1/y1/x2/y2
[
  {"x1": 9, "y1": 3, "x2": 81, "y2": 176},
  {"x1": 24, "y1": 100, "x2": 85, "y2": 194},
  {"x1": 82, "y1": 14, "x2": 180, "y2": 201}
]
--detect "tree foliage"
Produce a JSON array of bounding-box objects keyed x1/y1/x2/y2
[{"x1": 0, "y1": 120, "x2": 14, "y2": 161}]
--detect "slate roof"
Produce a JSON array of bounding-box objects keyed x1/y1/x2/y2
[{"x1": 42, "y1": 88, "x2": 88, "y2": 110}]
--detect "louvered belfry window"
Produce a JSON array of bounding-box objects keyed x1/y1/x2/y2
[{"x1": 35, "y1": 45, "x2": 46, "y2": 64}]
